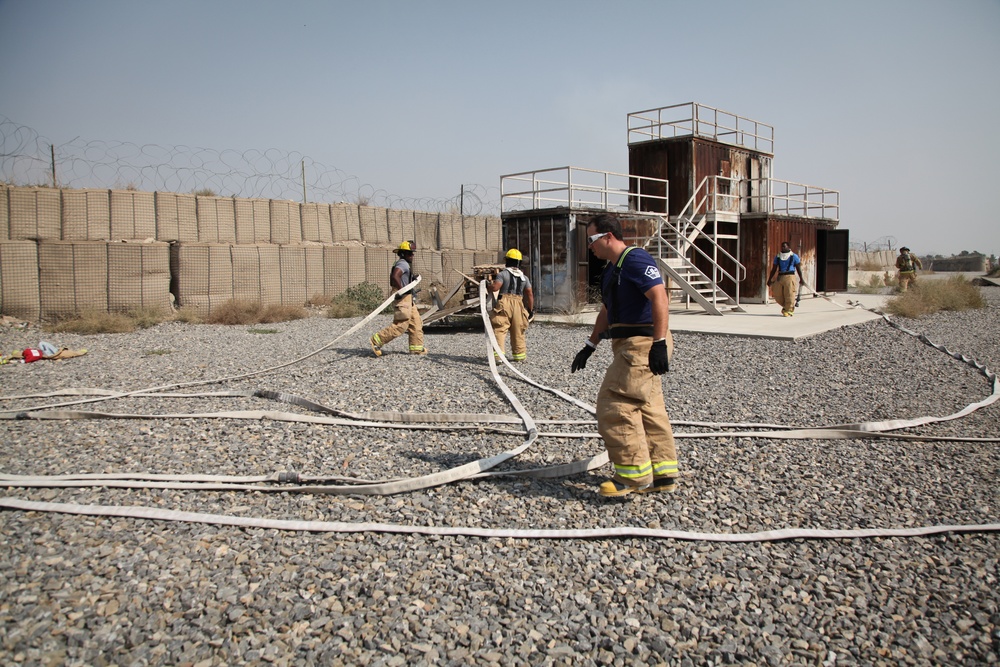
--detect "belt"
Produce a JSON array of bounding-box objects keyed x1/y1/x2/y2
[
  {"x1": 606, "y1": 324, "x2": 654, "y2": 339},
  {"x1": 779, "y1": 272, "x2": 795, "y2": 275}
]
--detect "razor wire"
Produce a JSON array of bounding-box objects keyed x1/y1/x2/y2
[{"x1": 0, "y1": 115, "x2": 500, "y2": 215}]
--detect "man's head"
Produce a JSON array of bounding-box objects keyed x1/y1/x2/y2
[
  {"x1": 504, "y1": 248, "x2": 522, "y2": 268},
  {"x1": 900, "y1": 246, "x2": 910, "y2": 254},
  {"x1": 397, "y1": 240, "x2": 415, "y2": 259},
  {"x1": 586, "y1": 214, "x2": 625, "y2": 260},
  {"x1": 780, "y1": 241, "x2": 791, "y2": 253}
]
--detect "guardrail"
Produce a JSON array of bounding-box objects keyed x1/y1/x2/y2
[
  {"x1": 749, "y1": 178, "x2": 839, "y2": 220},
  {"x1": 627, "y1": 102, "x2": 774, "y2": 154},
  {"x1": 500, "y1": 166, "x2": 668, "y2": 214}
]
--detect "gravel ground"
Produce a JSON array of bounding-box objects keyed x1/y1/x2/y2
[{"x1": 1, "y1": 289, "x2": 998, "y2": 666}]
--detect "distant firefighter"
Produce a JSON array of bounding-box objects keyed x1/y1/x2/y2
[
  {"x1": 895, "y1": 246, "x2": 922, "y2": 292},
  {"x1": 767, "y1": 241, "x2": 805, "y2": 317},
  {"x1": 489, "y1": 248, "x2": 534, "y2": 361}
]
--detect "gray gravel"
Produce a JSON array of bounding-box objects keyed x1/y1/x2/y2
[{"x1": 1, "y1": 289, "x2": 998, "y2": 666}]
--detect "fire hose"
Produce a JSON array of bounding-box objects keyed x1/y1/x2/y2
[{"x1": 1, "y1": 281, "x2": 997, "y2": 541}]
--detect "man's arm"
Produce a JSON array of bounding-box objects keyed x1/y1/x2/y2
[
  {"x1": 588, "y1": 305, "x2": 610, "y2": 345},
  {"x1": 767, "y1": 261, "x2": 778, "y2": 285},
  {"x1": 389, "y1": 267, "x2": 404, "y2": 292},
  {"x1": 523, "y1": 286, "x2": 534, "y2": 313},
  {"x1": 645, "y1": 284, "x2": 669, "y2": 340}
]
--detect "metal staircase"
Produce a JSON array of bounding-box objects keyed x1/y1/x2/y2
[{"x1": 641, "y1": 177, "x2": 745, "y2": 315}]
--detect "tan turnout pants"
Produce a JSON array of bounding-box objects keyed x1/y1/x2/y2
[
  {"x1": 489, "y1": 294, "x2": 529, "y2": 361},
  {"x1": 773, "y1": 274, "x2": 798, "y2": 314},
  {"x1": 373, "y1": 294, "x2": 424, "y2": 353},
  {"x1": 898, "y1": 271, "x2": 916, "y2": 293},
  {"x1": 596, "y1": 335, "x2": 678, "y2": 487}
]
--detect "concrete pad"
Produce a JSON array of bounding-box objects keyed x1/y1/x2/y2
[
  {"x1": 666, "y1": 293, "x2": 887, "y2": 340},
  {"x1": 537, "y1": 292, "x2": 890, "y2": 341}
]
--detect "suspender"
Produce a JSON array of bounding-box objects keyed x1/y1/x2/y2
[
  {"x1": 608, "y1": 246, "x2": 637, "y2": 325},
  {"x1": 499, "y1": 269, "x2": 525, "y2": 296}
]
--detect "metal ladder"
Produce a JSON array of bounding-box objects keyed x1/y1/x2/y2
[{"x1": 641, "y1": 177, "x2": 745, "y2": 315}]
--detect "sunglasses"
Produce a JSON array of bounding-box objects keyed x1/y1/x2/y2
[{"x1": 587, "y1": 232, "x2": 609, "y2": 247}]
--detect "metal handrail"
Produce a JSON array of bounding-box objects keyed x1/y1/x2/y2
[
  {"x1": 627, "y1": 102, "x2": 775, "y2": 154},
  {"x1": 750, "y1": 178, "x2": 839, "y2": 220},
  {"x1": 643, "y1": 176, "x2": 746, "y2": 305},
  {"x1": 500, "y1": 166, "x2": 668, "y2": 214},
  {"x1": 674, "y1": 177, "x2": 745, "y2": 281}
]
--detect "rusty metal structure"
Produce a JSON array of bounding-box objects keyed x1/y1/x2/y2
[{"x1": 500, "y1": 103, "x2": 847, "y2": 314}]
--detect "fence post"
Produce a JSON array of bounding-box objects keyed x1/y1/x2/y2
[
  {"x1": 50, "y1": 144, "x2": 57, "y2": 188},
  {"x1": 301, "y1": 160, "x2": 307, "y2": 203}
]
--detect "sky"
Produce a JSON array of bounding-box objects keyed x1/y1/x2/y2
[{"x1": 1, "y1": 0, "x2": 998, "y2": 257}]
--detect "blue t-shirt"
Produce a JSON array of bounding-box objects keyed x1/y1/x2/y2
[
  {"x1": 601, "y1": 247, "x2": 664, "y2": 325},
  {"x1": 773, "y1": 252, "x2": 800, "y2": 274}
]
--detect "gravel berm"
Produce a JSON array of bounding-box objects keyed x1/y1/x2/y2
[{"x1": 1, "y1": 289, "x2": 998, "y2": 666}]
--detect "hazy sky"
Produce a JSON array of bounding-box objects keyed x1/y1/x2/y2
[{"x1": 1, "y1": 0, "x2": 997, "y2": 256}]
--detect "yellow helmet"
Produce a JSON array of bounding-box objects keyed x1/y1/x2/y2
[
  {"x1": 398, "y1": 241, "x2": 415, "y2": 252},
  {"x1": 505, "y1": 248, "x2": 523, "y2": 261}
]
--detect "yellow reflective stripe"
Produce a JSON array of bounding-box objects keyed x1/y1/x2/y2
[
  {"x1": 372, "y1": 334, "x2": 383, "y2": 346},
  {"x1": 652, "y1": 460, "x2": 678, "y2": 476},
  {"x1": 614, "y1": 462, "x2": 652, "y2": 479},
  {"x1": 511, "y1": 353, "x2": 526, "y2": 360},
  {"x1": 409, "y1": 345, "x2": 424, "y2": 352}
]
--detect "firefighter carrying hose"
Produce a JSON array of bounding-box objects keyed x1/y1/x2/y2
[
  {"x1": 370, "y1": 241, "x2": 426, "y2": 356},
  {"x1": 490, "y1": 248, "x2": 534, "y2": 361}
]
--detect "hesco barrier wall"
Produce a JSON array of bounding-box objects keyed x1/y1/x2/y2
[{"x1": 0, "y1": 185, "x2": 503, "y2": 320}]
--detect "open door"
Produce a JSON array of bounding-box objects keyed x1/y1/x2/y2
[{"x1": 817, "y1": 229, "x2": 849, "y2": 292}]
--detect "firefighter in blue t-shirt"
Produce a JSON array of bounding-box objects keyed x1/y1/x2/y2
[
  {"x1": 767, "y1": 241, "x2": 805, "y2": 317},
  {"x1": 570, "y1": 213, "x2": 679, "y2": 497}
]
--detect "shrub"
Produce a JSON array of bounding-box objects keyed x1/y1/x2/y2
[
  {"x1": 884, "y1": 275, "x2": 985, "y2": 318},
  {"x1": 326, "y1": 294, "x2": 364, "y2": 319},
  {"x1": 325, "y1": 282, "x2": 394, "y2": 319}
]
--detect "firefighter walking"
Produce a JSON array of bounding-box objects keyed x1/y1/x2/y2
[
  {"x1": 895, "y1": 246, "x2": 922, "y2": 292},
  {"x1": 570, "y1": 214, "x2": 679, "y2": 498},
  {"x1": 370, "y1": 241, "x2": 426, "y2": 356},
  {"x1": 490, "y1": 249, "x2": 534, "y2": 361}
]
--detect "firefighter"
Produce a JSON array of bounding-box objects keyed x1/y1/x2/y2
[
  {"x1": 570, "y1": 214, "x2": 678, "y2": 497},
  {"x1": 489, "y1": 248, "x2": 534, "y2": 361},
  {"x1": 895, "y1": 246, "x2": 922, "y2": 292},
  {"x1": 370, "y1": 241, "x2": 426, "y2": 356},
  {"x1": 767, "y1": 241, "x2": 805, "y2": 317}
]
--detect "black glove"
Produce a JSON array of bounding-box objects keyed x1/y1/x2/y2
[
  {"x1": 648, "y1": 339, "x2": 669, "y2": 375},
  {"x1": 527, "y1": 309, "x2": 534, "y2": 321},
  {"x1": 571, "y1": 344, "x2": 595, "y2": 373}
]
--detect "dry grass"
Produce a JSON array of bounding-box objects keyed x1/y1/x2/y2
[
  {"x1": 855, "y1": 259, "x2": 885, "y2": 271},
  {"x1": 852, "y1": 272, "x2": 898, "y2": 294},
  {"x1": 174, "y1": 307, "x2": 203, "y2": 324},
  {"x1": 204, "y1": 300, "x2": 307, "y2": 325},
  {"x1": 884, "y1": 275, "x2": 985, "y2": 318},
  {"x1": 44, "y1": 308, "x2": 169, "y2": 335}
]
